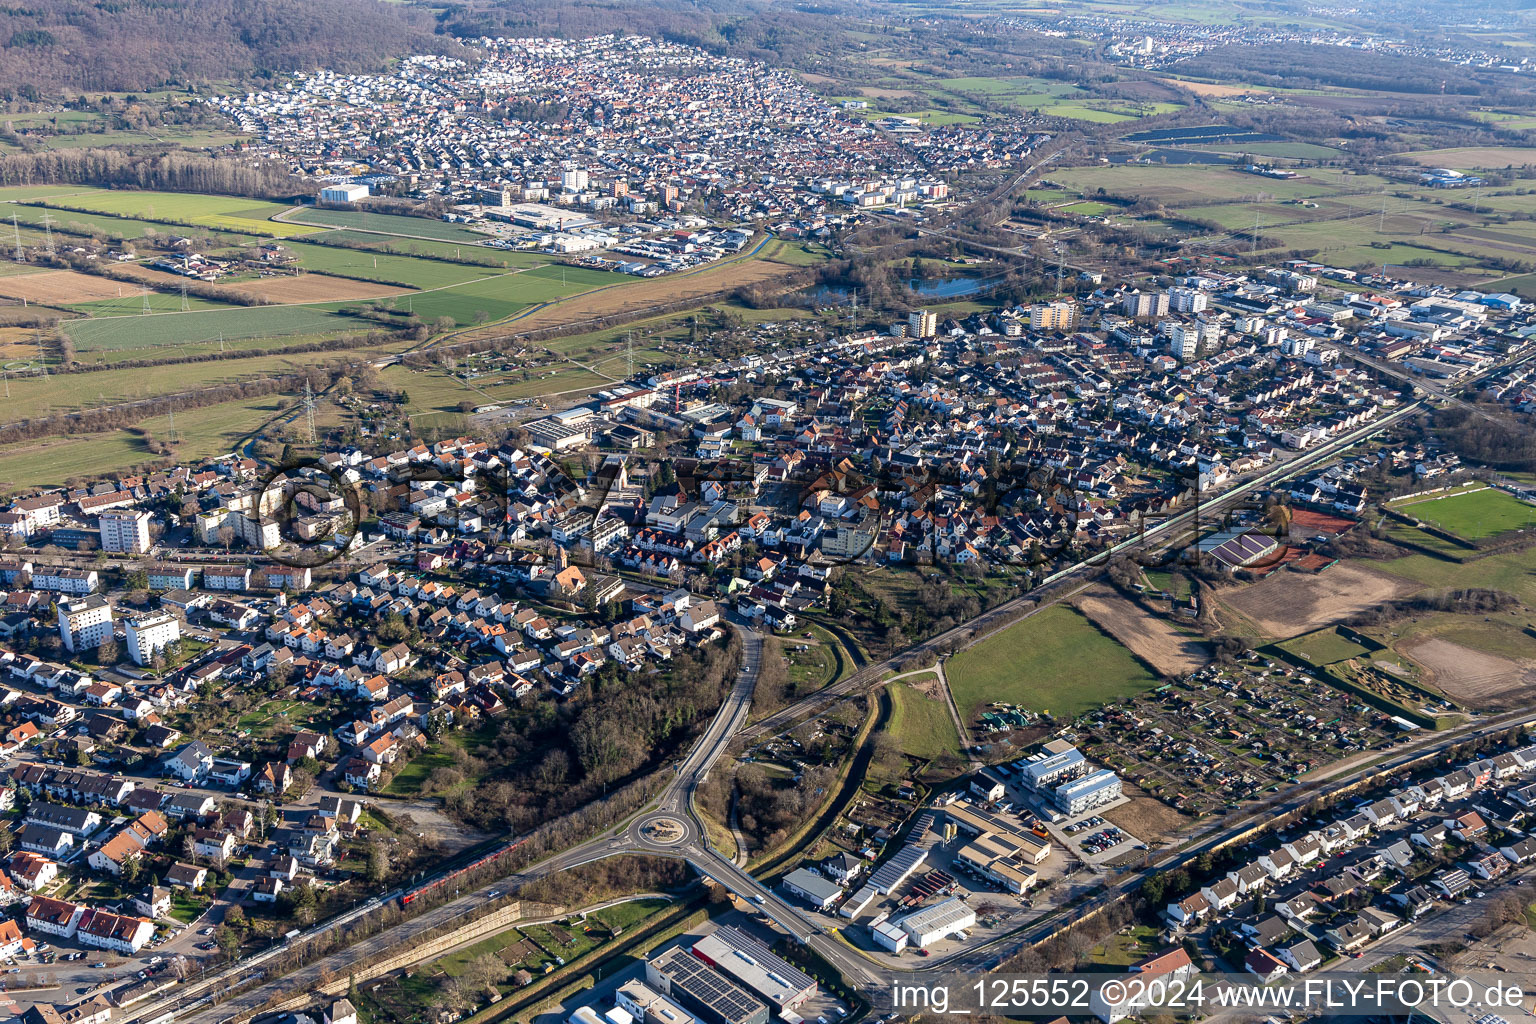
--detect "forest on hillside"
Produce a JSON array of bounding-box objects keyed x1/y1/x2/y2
[{"x1": 0, "y1": 0, "x2": 448, "y2": 95}]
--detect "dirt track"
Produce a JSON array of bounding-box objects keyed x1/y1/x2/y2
[
  {"x1": 1218, "y1": 562, "x2": 1420, "y2": 638},
  {"x1": 1074, "y1": 585, "x2": 1210, "y2": 676}
]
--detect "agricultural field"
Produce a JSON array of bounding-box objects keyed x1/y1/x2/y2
[
  {"x1": 306, "y1": 230, "x2": 550, "y2": 268},
  {"x1": 831, "y1": 100, "x2": 982, "y2": 125},
  {"x1": 0, "y1": 394, "x2": 296, "y2": 492},
  {"x1": 1217, "y1": 561, "x2": 1420, "y2": 638},
  {"x1": 932, "y1": 76, "x2": 1182, "y2": 121},
  {"x1": 944, "y1": 604, "x2": 1161, "y2": 724},
  {"x1": 4, "y1": 201, "x2": 259, "y2": 245},
  {"x1": 0, "y1": 269, "x2": 166, "y2": 305},
  {"x1": 0, "y1": 185, "x2": 118, "y2": 203},
  {"x1": 1401, "y1": 147, "x2": 1536, "y2": 168},
  {"x1": 35, "y1": 189, "x2": 310, "y2": 237},
  {"x1": 1377, "y1": 541, "x2": 1536, "y2": 607},
  {"x1": 760, "y1": 238, "x2": 835, "y2": 266},
  {"x1": 1073, "y1": 585, "x2": 1210, "y2": 676},
  {"x1": 1187, "y1": 141, "x2": 1343, "y2": 160},
  {"x1": 276, "y1": 207, "x2": 491, "y2": 242},
  {"x1": 267, "y1": 241, "x2": 492, "y2": 290},
  {"x1": 67, "y1": 291, "x2": 234, "y2": 316},
  {"x1": 400, "y1": 264, "x2": 625, "y2": 326},
  {"x1": 447, "y1": 238, "x2": 792, "y2": 339},
  {"x1": 1048, "y1": 163, "x2": 1351, "y2": 205},
  {"x1": 1047, "y1": 161, "x2": 1536, "y2": 274},
  {"x1": 59, "y1": 304, "x2": 366, "y2": 351},
  {"x1": 1391, "y1": 486, "x2": 1536, "y2": 539},
  {"x1": 214, "y1": 273, "x2": 411, "y2": 304}
]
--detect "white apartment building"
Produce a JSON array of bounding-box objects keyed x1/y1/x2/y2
[
  {"x1": 124, "y1": 612, "x2": 180, "y2": 666},
  {"x1": 1168, "y1": 286, "x2": 1208, "y2": 313},
  {"x1": 1028, "y1": 301, "x2": 1076, "y2": 332},
  {"x1": 909, "y1": 309, "x2": 938, "y2": 339},
  {"x1": 1165, "y1": 322, "x2": 1200, "y2": 361},
  {"x1": 58, "y1": 596, "x2": 113, "y2": 653},
  {"x1": 98, "y1": 509, "x2": 152, "y2": 554}
]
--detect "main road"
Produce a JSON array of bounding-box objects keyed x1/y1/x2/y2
[{"x1": 162, "y1": 371, "x2": 1516, "y2": 1024}]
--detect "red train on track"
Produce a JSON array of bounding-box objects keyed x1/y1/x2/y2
[{"x1": 398, "y1": 836, "x2": 527, "y2": 907}]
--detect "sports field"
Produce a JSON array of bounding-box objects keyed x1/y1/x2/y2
[
  {"x1": 1277, "y1": 627, "x2": 1374, "y2": 666},
  {"x1": 945, "y1": 604, "x2": 1160, "y2": 723},
  {"x1": 1395, "y1": 487, "x2": 1536, "y2": 539}
]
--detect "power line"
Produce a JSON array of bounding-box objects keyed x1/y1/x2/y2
[
  {"x1": 10, "y1": 215, "x2": 21, "y2": 262},
  {"x1": 302, "y1": 379, "x2": 317, "y2": 444}
]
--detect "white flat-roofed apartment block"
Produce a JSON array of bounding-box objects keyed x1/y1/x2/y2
[
  {"x1": 146, "y1": 565, "x2": 196, "y2": 591},
  {"x1": 1053, "y1": 769, "x2": 1122, "y2": 815},
  {"x1": 98, "y1": 509, "x2": 152, "y2": 554},
  {"x1": 319, "y1": 183, "x2": 369, "y2": 203},
  {"x1": 58, "y1": 596, "x2": 112, "y2": 653},
  {"x1": 33, "y1": 567, "x2": 97, "y2": 594},
  {"x1": 1020, "y1": 745, "x2": 1086, "y2": 789},
  {"x1": 691, "y1": 926, "x2": 817, "y2": 1011},
  {"x1": 892, "y1": 896, "x2": 975, "y2": 949},
  {"x1": 124, "y1": 612, "x2": 180, "y2": 666}
]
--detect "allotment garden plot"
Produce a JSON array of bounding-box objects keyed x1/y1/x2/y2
[{"x1": 1074, "y1": 656, "x2": 1400, "y2": 817}]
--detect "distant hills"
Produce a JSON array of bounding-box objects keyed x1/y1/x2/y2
[{"x1": 0, "y1": 0, "x2": 448, "y2": 95}]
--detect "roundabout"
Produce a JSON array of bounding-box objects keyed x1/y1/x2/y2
[{"x1": 633, "y1": 813, "x2": 692, "y2": 849}]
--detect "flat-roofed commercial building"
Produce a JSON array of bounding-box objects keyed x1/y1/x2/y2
[
  {"x1": 943, "y1": 800, "x2": 1052, "y2": 864},
  {"x1": 691, "y1": 926, "x2": 817, "y2": 1012},
  {"x1": 616, "y1": 980, "x2": 696, "y2": 1024},
  {"x1": 644, "y1": 947, "x2": 767, "y2": 1024},
  {"x1": 893, "y1": 896, "x2": 976, "y2": 949},
  {"x1": 779, "y1": 867, "x2": 842, "y2": 910},
  {"x1": 954, "y1": 833, "x2": 1040, "y2": 894}
]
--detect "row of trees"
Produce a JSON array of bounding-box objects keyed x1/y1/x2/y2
[{"x1": 0, "y1": 149, "x2": 296, "y2": 196}]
